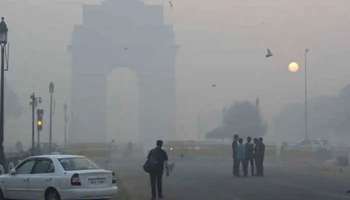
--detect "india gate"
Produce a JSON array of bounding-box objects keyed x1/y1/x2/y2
[{"x1": 69, "y1": 0, "x2": 176, "y2": 144}]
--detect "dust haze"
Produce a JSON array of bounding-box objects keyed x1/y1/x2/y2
[
  {"x1": 2, "y1": 0, "x2": 350, "y2": 199},
  {"x1": 0, "y1": 0, "x2": 349, "y2": 146}
]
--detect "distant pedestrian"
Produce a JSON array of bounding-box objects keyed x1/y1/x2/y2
[
  {"x1": 145, "y1": 140, "x2": 169, "y2": 200},
  {"x1": 245, "y1": 137, "x2": 255, "y2": 176},
  {"x1": 255, "y1": 137, "x2": 265, "y2": 176},
  {"x1": 8, "y1": 162, "x2": 14, "y2": 170},
  {"x1": 253, "y1": 138, "x2": 259, "y2": 175},
  {"x1": 237, "y1": 138, "x2": 246, "y2": 176},
  {"x1": 232, "y1": 134, "x2": 239, "y2": 176},
  {"x1": 0, "y1": 164, "x2": 4, "y2": 175}
]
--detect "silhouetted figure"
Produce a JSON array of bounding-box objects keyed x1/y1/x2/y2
[
  {"x1": 237, "y1": 138, "x2": 246, "y2": 176},
  {"x1": 127, "y1": 142, "x2": 133, "y2": 153},
  {"x1": 253, "y1": 138, "x2": 259, "y2": 175},
  {"x1": 245, "y1": 137, "x2": 255, "y2": 176},
  {"x1": 232, "y1": 134, "x2": 239, "y2": 176},
  {"x1": 255, "y1": 137, "x2": 265, "y2": 176},
  {"x1": 147, "y1": 140, "x2": 168, "y2": 200},
  {"x1": 0, "y1": 164, "x2": 4, "y2": 175}
]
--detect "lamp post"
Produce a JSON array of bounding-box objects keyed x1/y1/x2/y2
[
  {"x1": 63, "y1": 103, "x2": 68, "y2": 147},
  {"x1": 304, "y1": 49, "x2": 310, "y2": 141},
  {"x1": 49, "y1": 82, "x2": 54, "y2": 152},
  {"x1": 0, "y1": 17, "x2": 8, "y2": 167},
  {"x1": 288, "y1": 48, "x2": 310, "y2": 142}
]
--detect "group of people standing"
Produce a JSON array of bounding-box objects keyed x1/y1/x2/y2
[
  {"x1": 232, "y1": 134, "x2": 265, "y2": 177},
  {"x1": 144, "y1": 137, "x2": 266, "y2": 199}
]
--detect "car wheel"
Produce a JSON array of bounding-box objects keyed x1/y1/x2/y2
[{"x1": 46, "y1": 189, "x2": 60, "y2": 200}]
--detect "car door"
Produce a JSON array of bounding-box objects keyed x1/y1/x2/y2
[
  {"x1": 27, "y1": 158, "x2": 56, "y2": 199},
  {"x1": 4, "y1": 159, "x2": 35, "y2": 200}
]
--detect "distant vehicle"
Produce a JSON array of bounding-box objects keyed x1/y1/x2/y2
[
  {"x1": 289, "y1": 139, "x2": 331, "y2": 152},
  {"x1": 0, "y1": 154, "x2": 118, "y2": 200}
]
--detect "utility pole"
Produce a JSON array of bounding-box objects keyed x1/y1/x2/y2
[
  {"x1": 63, "y1": 103, "x2": 68, "y2": 147},
  {"x1": 49, "y1": 82, "x2": 54, "y2": 152},
  {"x1": 30, "y1": 93, "x2": 41, "y2": 155},
  {"x1": 0, "y1": 17, "x2": 8, "y2": 169},
  {"x1": 304, "y1": 49, "x2": 310, "y2": 141}
]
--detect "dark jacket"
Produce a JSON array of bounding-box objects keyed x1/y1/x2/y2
[
  {"x1": 245, "y1": 142, "x2": 254, "y2": 159},
  {"x1": 232, "y1": 140, "x2": 238, "y2": 159},
  {"x1": 147, "y1": 147, "x2": 168, "y2": 172},
  {"x1": 255, "y1": 142, "x2": 265, "y2": 159},
  {"x1": 236, "y1": 144, "x2": 246, "y2": 160}
]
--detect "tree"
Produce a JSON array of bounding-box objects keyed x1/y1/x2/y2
[
  {"x1": 273, "y1": 83, "x2": 350, "y2": 143},
  {"x1": 207, "y1": 100, "x2": 267, "y2": 139},
  {"x1": 329, "y1": 84, "x2": 350, "y2": 137}
]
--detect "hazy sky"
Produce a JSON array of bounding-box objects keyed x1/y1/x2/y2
[{"x1": 1, "y1": 0, "x2": 350, "y2": 144}]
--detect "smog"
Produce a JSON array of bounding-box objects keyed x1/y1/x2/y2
[{"x1": 0, "y1": 0, "x2": 350, "y2": 199}]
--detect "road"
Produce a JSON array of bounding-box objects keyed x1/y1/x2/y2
[{"x1": 113, "y1": 156, "x2": 350, "y2": 200}]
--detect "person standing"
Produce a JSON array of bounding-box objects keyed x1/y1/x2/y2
[
  {"x1": 245, "y1": 137, "x2": 255, "y2": 176},
  {"x1": 255, "y1": 137, "x2": 266, "y2": 176},
  {"x1": 253, "y1": 138, "x2": 259, "y2": 175},
  {"x1": 232, "y1": 134, "x2": 239, "y2": 176},
  {"x1": 147, "y1": 140, "x2": 169, "y2": 200},
  {"x1": 237, "y1": 138, "x2": 246, "y2": 176}
]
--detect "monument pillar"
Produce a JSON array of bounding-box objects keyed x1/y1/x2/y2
[{"x1": 69, "y1": 0, "x2": 177, "y2": 144}]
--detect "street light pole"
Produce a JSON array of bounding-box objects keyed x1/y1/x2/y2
[
  {"x1": 304, "y1": 48, "x2": 310, "y2": 141},
  {"x1": 0, "y1": 41, "x2": 4, "y2": 167},
  {"x1": 0, "y1": 17, "x2": 8, "y2": 168},
  {"x1": 31, "y1": 94, "x2": 35, "y2": 154},
  {"x1": 49, "y1": 82, "x2": 54, "y2": 152},
  {"x1": 63, "y1": 103, "x2": 68, "y2": 147}
]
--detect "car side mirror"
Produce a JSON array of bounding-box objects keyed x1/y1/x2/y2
[{"x1": 9, "y1": 168, "x2": 16, "y2": 176}]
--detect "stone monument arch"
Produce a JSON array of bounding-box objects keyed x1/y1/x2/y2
[{"x1": 70, "y1": 0, "x2": 176, "y2": 144}]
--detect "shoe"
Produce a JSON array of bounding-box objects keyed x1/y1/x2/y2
[{"x1": 159, "y1": 195, "x2": 164, "y2": 199}]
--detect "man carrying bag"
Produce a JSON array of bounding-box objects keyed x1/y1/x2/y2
[{"x1": 144, "y1": 140, "x2": 168, "y2": 200}]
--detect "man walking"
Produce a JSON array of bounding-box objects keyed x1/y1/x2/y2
[
  {"x1": 147, "y1": 140, "x2": 168, "y2": 200},
  {"x1": 245, "y1": 137, "x2": 255, "y2": 176},
  {"x1": 232, "y1": 134, "x2": 239, "y2": 176},
  {"x1": 255, "y1": 137, "x2": 265, "y2": 176}
]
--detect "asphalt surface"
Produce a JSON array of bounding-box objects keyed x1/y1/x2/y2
[{"x1": 115, "y1": 156, "x2": 350, "y2": 200}]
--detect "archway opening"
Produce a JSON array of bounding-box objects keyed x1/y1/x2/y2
[{"x1": 106, "y1": 67, "x2": 139, "y2": 143}]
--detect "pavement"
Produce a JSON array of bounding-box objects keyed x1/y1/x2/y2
[{"x1": 113, "y1": 156, "x2": 350, "y2": 200}]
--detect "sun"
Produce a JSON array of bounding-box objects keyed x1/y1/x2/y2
[{"x1": 288, "y1": 62, "x2": 300, "y2": 73}]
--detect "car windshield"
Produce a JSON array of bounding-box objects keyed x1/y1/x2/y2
[{"x1": 59, "y1": 157, "x2": 99, "y2": 171}]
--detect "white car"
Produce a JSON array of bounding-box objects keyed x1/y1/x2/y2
[{"x1": 0, "y1": 154, "x2": 118, "y2": 200}]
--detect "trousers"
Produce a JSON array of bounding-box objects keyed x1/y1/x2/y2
[
  {"x1": 150, "y1": 171, "x2": 163, "y2": 198},
  {"x1": 233, "y1": 158, "x2": 239, "y2": 176},
  {"x1": 255, "y1": 156, "x2": 264, "y2": 176},
  {"x1": 245, "y1": 158, "x2": 255, "y2": 176}
]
